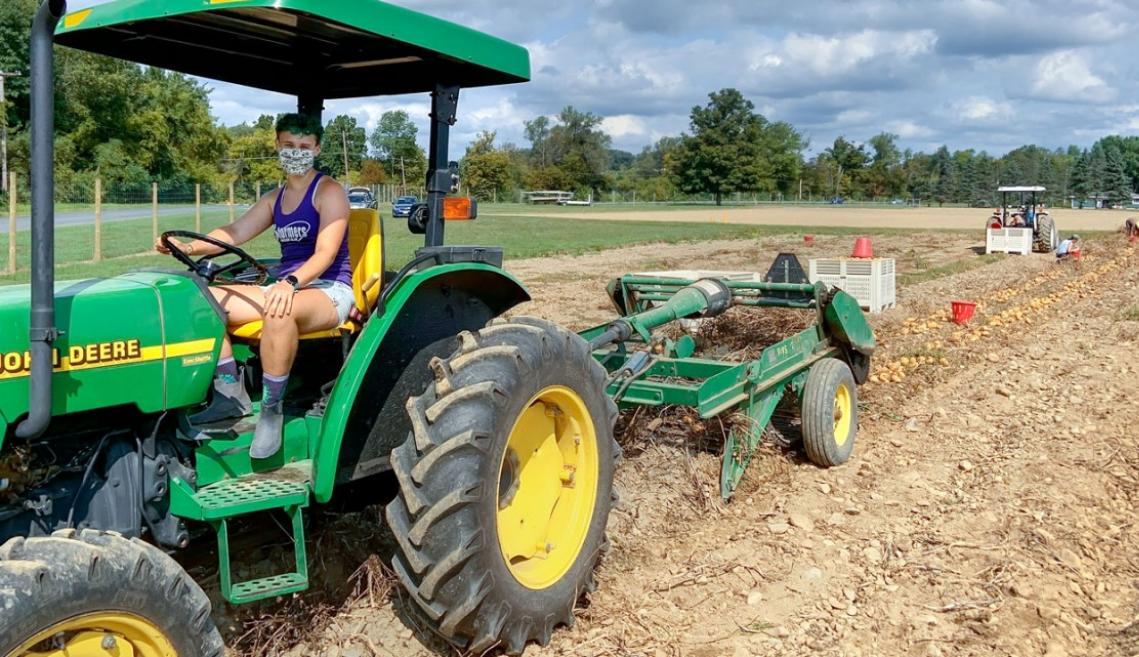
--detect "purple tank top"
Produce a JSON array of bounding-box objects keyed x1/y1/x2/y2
[{"x1": 273, "y1": 173, "x2": 353, "y2": 286}]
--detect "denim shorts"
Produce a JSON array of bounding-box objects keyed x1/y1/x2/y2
[
  {"x1": 264, "y1": 279, "x2": 354, "y2": 324},
  {"x1": 309, "y1": 279, "x2": 355, "y2": 324}
]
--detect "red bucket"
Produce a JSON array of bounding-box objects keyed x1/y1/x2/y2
[
  {"x1": 804, "y1": 235, "x2": 815, "y2": 245},
  {"x1": 951, "y1": 300, "x2": 977, "y2": 325},
  {"x1": 851, "y1": 237, "x2": 874, "y2": 258}
]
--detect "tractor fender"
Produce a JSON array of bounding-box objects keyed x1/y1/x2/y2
[{"x1": 312, "y1": 263, "x2": 529, "y2": 502}]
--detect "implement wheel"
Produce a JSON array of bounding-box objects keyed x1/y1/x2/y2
[
  {"x1": 0, "y1": 529, "x2": 223, "y2": 657},
  {"x1": 386, "y1": 317, "x2": 618, "y2": 655},
  {"x1": 801, "y1": 358, "x2": 858, "y2": 467}
]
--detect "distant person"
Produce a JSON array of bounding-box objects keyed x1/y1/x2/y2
[
  {"x1": 1056, "y1": 234, "x2": 1080, "y2": 261},
  {"x1": 1124, "y1": 218, "x2": 1139, "y2": 240}
]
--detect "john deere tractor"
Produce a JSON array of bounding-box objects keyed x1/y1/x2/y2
[{"x1": 1, "y1": 2, "x2": 877, "y2": 655}]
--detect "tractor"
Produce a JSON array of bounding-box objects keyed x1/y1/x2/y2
[
  {"x1": 0, "y1": 2, "x2": 876, "y2": 656},
  {"x1": 985, "y1": 185, "x2": 1059, "y2": 255}
]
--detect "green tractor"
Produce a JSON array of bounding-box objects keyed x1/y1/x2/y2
[{"x1": 1, "y1": 2, "x2": 877, "y2": 656}]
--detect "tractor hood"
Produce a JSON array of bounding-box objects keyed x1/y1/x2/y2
[{"x1": 0, "y1": 272, "x2": 225, "y2": 442}]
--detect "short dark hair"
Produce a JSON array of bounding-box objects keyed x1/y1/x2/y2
[{"x1": 275, "y1": 113, "x2": 324, "y2": 143}]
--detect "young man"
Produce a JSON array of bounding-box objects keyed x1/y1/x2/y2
[
  {"x1": 156, "y1": 113, "x2": 352, "y2": 458},
  {"x1": 1055, "y1": 234, "x2": 1080, "y2": 262}
]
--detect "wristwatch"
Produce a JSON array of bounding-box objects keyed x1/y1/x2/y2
[{"x1": 283, "y1": 275, "x2": 301, "y2": 291}]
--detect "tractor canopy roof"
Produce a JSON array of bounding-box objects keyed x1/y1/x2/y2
[{"x1": 53, "y1": 0, "x2": 531, "y2": 98}]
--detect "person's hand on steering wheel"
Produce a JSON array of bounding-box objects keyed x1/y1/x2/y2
[
  {"x1": 159, "y1": 230, "x2": 269, "y2": 285},
  {"x1": 155, "y1": 235, "x2": 192, "y2": 256}
]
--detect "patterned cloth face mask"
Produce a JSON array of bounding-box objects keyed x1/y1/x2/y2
[{"x1": 278, "y1": 148, "x2": 316, "y2": 176}]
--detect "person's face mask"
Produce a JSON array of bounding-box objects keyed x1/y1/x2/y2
[{"x1": 279, "y1": 148, "x2": 315, "y2": 176}]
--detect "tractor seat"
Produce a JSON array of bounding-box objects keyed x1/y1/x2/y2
[{"x1": 230, "y1": 208, "x2": 384, "y2": 342}]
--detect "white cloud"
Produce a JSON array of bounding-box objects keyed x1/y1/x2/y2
[
  {"x1": 601, "y1": 115, "x2": 649, "y2": 139},
  {"x1": 886, "y1": 120, "x2": 934, "y2": 139},
  {"x1": 1028, "y1": 50, "x2": 1115, "y2": 103},
  {"x1": 950, "y1": 96, "x2": 1013, "y2": 122}
]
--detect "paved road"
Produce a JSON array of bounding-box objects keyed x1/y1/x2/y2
[{"x1": 10, "y1": 204, "x2": 243, "y2": 231}]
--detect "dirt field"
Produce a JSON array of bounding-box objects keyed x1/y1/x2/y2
[
  {"x1": 500, "y1": 206, "x2": 1136, "y2": 233},
  {"x1": 213, "y1": 230, "x2": 1139, "y2": 657}
]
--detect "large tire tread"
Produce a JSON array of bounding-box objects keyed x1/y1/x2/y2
[
  {"x1": 386, "y1": 317, "x2": 619, "y2": 654},
  {"x1": 0, "y1": 529, "x2": 223, "y2": 657}
]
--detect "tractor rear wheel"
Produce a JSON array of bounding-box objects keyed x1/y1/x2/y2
[
  {"x1": 1037, "y1": 215, "x2": 1058, "y2": 252},
  {"x1": 0, "y1": 529, "x2": 223, "y2": 657},
  {"x1": 801, "y1": 358, "x2": 858, "y2": 467},
  {"x1": 386, "y1": 317, "x2": 618, "y2": 655}
]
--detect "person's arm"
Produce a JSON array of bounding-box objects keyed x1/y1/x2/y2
[
  {"x1": 155, "y1": 192, "x2": 276, "y2": 257},
  {"x1": 262, "y1": 183, "x2": 351, "y2": 318}
]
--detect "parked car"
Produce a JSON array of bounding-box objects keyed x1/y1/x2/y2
[
  {"x1": 392, "y1": 195, "x2": 420, "y2": 218},
  {"x1": 347, "y1": 187, "x2": 377, "y2": 209}
]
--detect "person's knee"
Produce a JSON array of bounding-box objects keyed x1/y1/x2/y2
[{"x1": 262, "y1": 310, "x2": 296, "y2": 333}]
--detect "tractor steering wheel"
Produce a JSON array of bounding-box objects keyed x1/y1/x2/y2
[{"x1": 160, "y1": 230, "x2": 269, "y2": 285}]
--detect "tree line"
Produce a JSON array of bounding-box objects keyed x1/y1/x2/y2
[
  {"x1": 3, "y1": 0, "x2": 1136, "y2": 207},
  {"x1": 461, "y1": 88, "x2": 1139, "y2": 207}
]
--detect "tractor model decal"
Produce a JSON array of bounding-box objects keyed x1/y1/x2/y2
[{"x1": 0, "y1": 338, "x2": 216, "y2": 380}]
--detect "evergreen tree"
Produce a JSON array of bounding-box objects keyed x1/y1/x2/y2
[
  {"x1": 1103, "y1": 147, "x2": 1132, "y2": 206},
  {"x1": 1070, "y1": 151, "x2": 1091, "y2": 206}
]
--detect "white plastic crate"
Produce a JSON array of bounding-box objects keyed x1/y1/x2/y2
[
  {"x1": 986, "y1": 228, "x2": 1033, "y2": 255},
  {"x1": 808, "y1": 257, "x2": 896, "y2": 313}
]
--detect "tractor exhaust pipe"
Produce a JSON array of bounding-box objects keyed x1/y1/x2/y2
[{"x1": 16, "y1": 0, "x2": 66, "y2": 440}]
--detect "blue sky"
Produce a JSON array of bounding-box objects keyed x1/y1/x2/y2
[{"x1": 195, "y1": 0, "x2": 1139, "y2": 158}]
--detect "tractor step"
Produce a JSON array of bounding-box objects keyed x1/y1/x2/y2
[{"x1": 182, "y1": 463, "x2": 313, "y2": 605}]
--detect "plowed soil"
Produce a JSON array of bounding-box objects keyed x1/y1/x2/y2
[{"x1": 215, "y1": 232, "x2": 1139, "y2": 657}]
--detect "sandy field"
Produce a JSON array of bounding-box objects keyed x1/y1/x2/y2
[
  {"x1": 208, "y1": 229, "x2": 1139, "y2": 657},
  {"x1": 499, "y1": 206, "x2": 1137, "y2": 233}
]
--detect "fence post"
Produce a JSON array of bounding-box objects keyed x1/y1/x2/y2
[
  {"x1": 7, "y1": 173, "x2": 15, "y2": 274},
  {"x1": 151, "y1": 182, "x2": 158, "y2": 245},
  {"x1": 195, "y1": 183, "x2": 201, "y2": 233},
  {"x1": 93, "y1": 177, "x2": 102, "y2": 262},
  {"x1": 228, "y1": 180, "x2": 235, "y2": 223}
]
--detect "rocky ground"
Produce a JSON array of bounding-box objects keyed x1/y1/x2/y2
[{"x1": 207, "y1": 233, "x2": 1139, "y2": 657}]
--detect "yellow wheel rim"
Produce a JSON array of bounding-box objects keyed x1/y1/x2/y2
[
  {"x1": 12, "y1": 612, "x2": 178, "y2": 657},
  {"x1": 496, "y1": 385, "x2": 599, "y2": 590},
  {"x1": 833, "y1": 383, "x2": 852, "y2": 447}
]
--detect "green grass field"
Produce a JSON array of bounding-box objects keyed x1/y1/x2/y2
[
  {"x1": 0, "y1": 211, "x2": 797, "y2": 285},
  {"x1": 0, "y1": 207, "x2": 976, "y2": 287}
]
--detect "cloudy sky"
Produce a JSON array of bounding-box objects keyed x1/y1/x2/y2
[{"x1": 199, "y1": 0, "x2": 1139, "y2": 157}]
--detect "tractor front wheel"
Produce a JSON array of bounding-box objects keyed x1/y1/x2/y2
[
  {"x1": 386, "y1": 317, "x2": 618, "y2": 654},
  {"x1": 801, "y1": 357, "x2": 858, "y2": 467},
  {"x1": 0, "y1": 529, "x2": 223, "y2": 657}
]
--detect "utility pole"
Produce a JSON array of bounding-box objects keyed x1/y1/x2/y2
[
  {"x1": 341, "y1": 129, "x2": 349, "y2": 184},
  {"x1": 0, "y1": 72, "x2": 23, "y2": 186}
]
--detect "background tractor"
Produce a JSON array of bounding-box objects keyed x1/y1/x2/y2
[
  {"x1": 985, "y1": 185, "x2": 1059, "y2": 255},
  {"x1": 0, "y1": 2, "x2": 875, "y2": 656}
]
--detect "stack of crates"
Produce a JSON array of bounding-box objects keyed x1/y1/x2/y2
[{"x1": 808, "y1": 257, "x2": 896, "y2": 313}]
